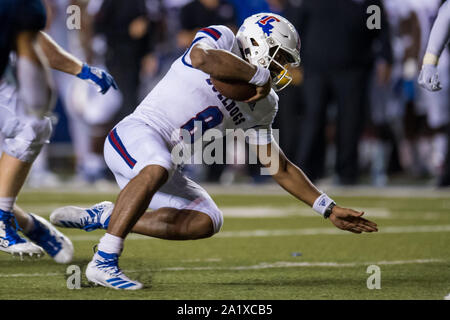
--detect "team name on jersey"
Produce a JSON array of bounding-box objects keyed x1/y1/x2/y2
[{"x1": 206, "y1": 79, "x2": 246, "y2": 126}]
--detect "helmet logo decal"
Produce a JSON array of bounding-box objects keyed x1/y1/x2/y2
[{"x1": 256, "y1": 15, "x2": 280, "y2": 36}]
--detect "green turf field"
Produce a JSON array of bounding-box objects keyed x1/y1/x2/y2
[{"x1": 1, "y1": 190, "x2": 449, "y2": 300}]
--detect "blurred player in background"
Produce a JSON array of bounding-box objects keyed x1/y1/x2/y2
[
  {"x1": 418, "y1": 0, "x2": 449, "y2": 92},
  {"x1": 32, "y1": 0, "x2": 122, "y2": 187},
  {"x1": 418, "y1": 0, "x2": 450, "y2": 185},
  {"x1": 368, "y1": 0, "x2": 449, "y2": 185},
  {"x1": 0, "y1": 0, "x2": 117, "y2": 262},
  {"x1": 51, "y1": 13, "x2": 378, "y2": 290},
  {"x1": 412, "y1": 0, "x2": 450, "y2": 181},
  {"x1": 366, "y1": 0, "x2": 421, "y2": 186}
]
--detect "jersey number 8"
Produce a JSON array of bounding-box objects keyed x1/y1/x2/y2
[{"x1": 181, "y1": 106, "x2": 224, "y2": 143}]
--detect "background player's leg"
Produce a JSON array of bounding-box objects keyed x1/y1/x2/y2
[
  {"x1": 1, "y1": 29, "x2": 52, "y2": 209},
  {"x1": 1, "y1": 28, "x2": 53, "y2": 199},
  {"x1": 0, "y1": 153, "x2": 32, "y2": 199},
  {"x1": 130, "y1": 208, "x2": 214, "y2": 240},
  {"x1": 13, "y1": 204, "x2": 34, "y2": 231},
  {"x1": 13, "y1": 204, "x2": 74, "y2": 263},
  {"x1": 0, "y1": 154, "x2": 44, "y2": 257},
  {"x1": 0, "y1": 28, "x2": 54, "y2": 257}
]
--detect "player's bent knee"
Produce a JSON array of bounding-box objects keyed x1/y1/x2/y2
[
  {"x1": 167, "y1": 210, "x2": 219, "y2": 240},
  {"x1": 193, "y1": 208, "x2": 223, "y2": 239},
  {"x1": 185, "y1": 211, "x2": 216, "y2": 240},
  {"x1": 195, "y1": 217, "x2": 215, "y2": 240}
]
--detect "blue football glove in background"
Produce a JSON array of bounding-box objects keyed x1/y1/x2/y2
[
  {"x1": 402, "y1": 79, "x2": 416, "y2": 101},
  {"x1": 76, "y1": 63, "x2": 118, "y2": 94},
  {"x1": 418, "y1": 64, "x2": 442, "y2": 92}
]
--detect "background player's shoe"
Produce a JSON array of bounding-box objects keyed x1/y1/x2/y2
[
  {"x1": 86, "y1": 250, "x2": 143, "y2": 290},
  {"x1": 50, "y1": 201, "x2": 113, "y2": 232},
  {"x1": 24, "y1": 214, "x2": 74, "y2": 264},
  {"x1": 0, "y1": 209, "x2": 44, "y2": 258}
]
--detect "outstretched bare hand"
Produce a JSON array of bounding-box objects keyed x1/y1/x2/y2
[{"x1": 329, "y1": 206, "x2": 378, "y2": 234}]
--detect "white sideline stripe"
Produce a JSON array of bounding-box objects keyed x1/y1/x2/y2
[
  {"x1": 0, "y1": 259, "x2": 445, "y2": 278},
  {"x1": 66, "y1": 224, "x2": 450, "y2": 241},
  {"x1": 19, "y1": 204, "x2": 96, "y2": 216},
  {"x1": 0, "y1": 272, "x2": 61, "y2": 278}
]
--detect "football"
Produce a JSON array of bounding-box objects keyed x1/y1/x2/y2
[{"x1": 210, "y1": 77, "x2": 257, "y2": 101}]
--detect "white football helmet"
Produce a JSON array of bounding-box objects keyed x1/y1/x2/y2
[{"x1": 236, "y1": 13, "x2": 301, "y2": 91}]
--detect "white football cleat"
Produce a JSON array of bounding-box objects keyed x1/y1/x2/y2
[
  {"x1": 0, "y1": 210, "x2": 44, "y2": 259},
  {"x1": 25, "y1": 214, "x2": 74, "y2": 264},
  {"x1": 50, "y1": 201, "x2": 113, "y2": 232},
  {"x1": 86, "y1": 250, "x2": 143, "y2": 290}
]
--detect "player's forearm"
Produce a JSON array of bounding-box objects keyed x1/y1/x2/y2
[
  {"x1": 423, "y1": 1, "x2": 450, "y2": 65},
  {"x1": 38, "y1": 31, "x2": 83, "y2": 75},
  {"x1": 272, "y1": 158, "x2": 322, "y2": 207},
  {"x1": 191, "y1": 44, "x2": 256, "y2": 82}
]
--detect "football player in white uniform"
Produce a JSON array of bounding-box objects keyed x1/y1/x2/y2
[{"x1": 51, "y1": 13, "x2": 378, "y2": 289}]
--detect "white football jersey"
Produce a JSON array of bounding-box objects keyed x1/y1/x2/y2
[{"x1": 133, "y1": 25, "x2": 279, "y2": 148}]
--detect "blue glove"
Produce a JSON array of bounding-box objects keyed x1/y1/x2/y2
[
  {"x1": 76, "y1": 63, "x2": 118, "y2": 94},
  {"x1": 418, "y1": 64, "x2": 442, "y2": 92}
]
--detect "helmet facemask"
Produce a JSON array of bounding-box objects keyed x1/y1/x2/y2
[
  {"x1": 238, "y1": 37, "x2": 299, "y2": 92},
  {"x1": 266, "y1": 45, "x2": 298, "y2": 92}
]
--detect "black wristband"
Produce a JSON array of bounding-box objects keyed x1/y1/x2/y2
[{"x1": 323, "y1": 202, "x2": 336, "y2": 219}]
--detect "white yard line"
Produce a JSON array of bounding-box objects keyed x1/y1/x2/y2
[
  {"x1": 154, "y1": 259, "x2": 445, "y2": 272},
  {"x1": 0, "y1": 272, "x2": 62, "y2": 278},
  {"x1": 18, "y1": 204, "x2": 96, "y2": 215},
  {"x1": 0, "y1": 259, "x2": 445, "y2": 279}
]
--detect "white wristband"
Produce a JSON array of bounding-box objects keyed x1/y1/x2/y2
[
  {"x1": 249, "y1": 66, "x2": 270, "y2": 86},
  {"x1": 312, "y1": 193, "x2": 335, "y2": 216}
]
